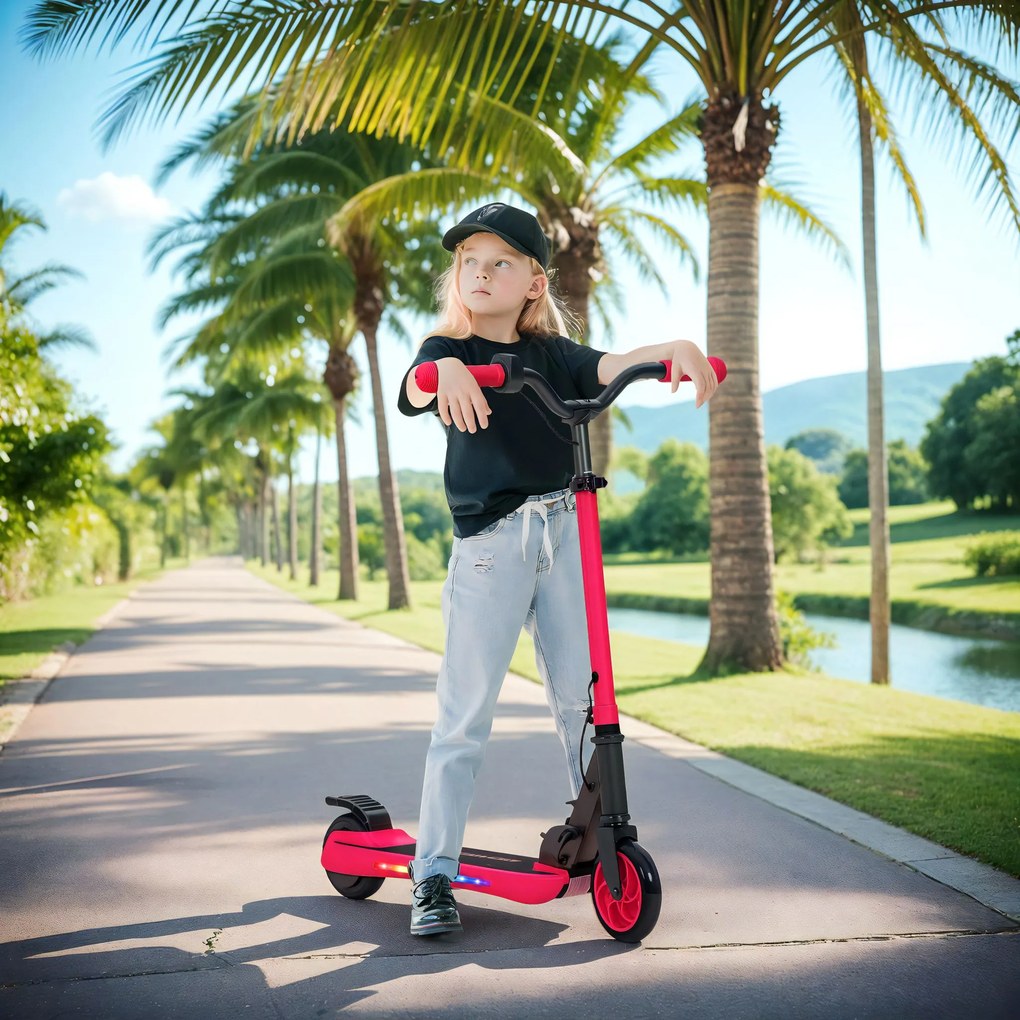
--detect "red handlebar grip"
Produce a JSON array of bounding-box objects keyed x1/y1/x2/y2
[
  {"x1": 415, "y1": 362, "x2": 439, "y2": 393},
  {"x1": 658, "y1": 355, "x2": 728, "y2": 384},
  {"x1": 414, "y1": 362, "x2": 506, "y2": 394}
]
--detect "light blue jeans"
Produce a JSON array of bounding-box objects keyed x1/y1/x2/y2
[{"x1": 412, "y1": 489, "x2": 593, "y2": 883}]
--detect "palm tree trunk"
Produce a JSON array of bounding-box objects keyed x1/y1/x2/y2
[
  {"x1": 247, "y1": 501, "x2": 256, "y2": 559},
  {"x1": 198, "y1": 471, "x2": 210, "y2": 552},
  {"x1": 334, "y1": 400, "x2": 359, "y2": 600},
  {"x1": 235, "y1": 503, "x2": 245, "y2": 558},
  {"x1": 287, "y1": 449, "x2": 298, "y2": 581},
  {"x1": 160, "y1": 497, "x2": 169, "y2": 567},
  {"x1": 699, "y1": 183, "x2": 784, "y2": 674},
  {"x1": 271, "y1": 479, "x2": 283, "y2": 572},
  {"x1": 551, "y1": 216, "x2": 611, "y2": 476},
  {"x1": 180, "y1": 483, "x2": 190, "y2": 561},
  {"x1": 857, "y1": 89, "x2": 891, "y2": 686},
  {"x1": 259, "y1": 468, "x2": 270, "y2": 566},
  {"x1": 360, "y1": 318, "x2": 411, "y2": 610},
  {"x1": 310, "y1": 426, "x2": 322, "y2": 587}
]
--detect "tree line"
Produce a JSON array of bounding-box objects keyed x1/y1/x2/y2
[{"x1": 231, "y1": 337, "x2": 1020, "y2": 588}]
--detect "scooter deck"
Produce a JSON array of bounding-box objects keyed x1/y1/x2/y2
[{"x1": 322, "y1": 827, "x2": 591, "y2": 905}]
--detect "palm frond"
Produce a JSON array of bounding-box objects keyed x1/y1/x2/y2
[
  {"x1": 158, "y1": 277, "x2": 237, "y2": 329},
  {"x1": 759, "y1": 182, "x2": 852, "y2": 271},
  {"x1": 588, "y1": 271, "x2": 626, "y2": 341},
  {"x1": 326, "y1": 167, "x2": 508, "y2": 246},
  {"x1": 5, "y1": 263, "x2": 84, "y2": 306},
  {"x1": 21, "y1": 0, "x2": 207, "y2": 58},
  {"x1": 601, "y1": 206, "x2": 700, "y2": 282},
  {"x1": 223, "y1": 149, "x2": 365, "y2": 203},
  {"x1": 607, "y1": 174, "x2": 709, "y2": 215},
  {"x1": 37, "y1": 323, "x2": 98, "y2": 353},
  {"x1": 0, "y1": 192, "x2": 46, "y2": 251},
  {"x1": 147, "y1": 209, "x2": 241, "y2": 269},
  {"x1": 829, "y1": 39, "x2": 926, "y2": 236},
  {"x1": 598, "y1": 99, "x2": 702, "y2": 182},
  {"x1": 232, "y1": 250, "x2": 354, "y2": 309},
  {"x1": 883, "y1": 36, "x2": 1020, "y2": 232},
  {"x1": 203, "y1": 191, "x2": 343, "y2": 272}
]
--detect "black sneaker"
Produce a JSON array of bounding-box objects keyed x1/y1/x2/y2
[{"x1": 410, "y1": 874, "x2": 462, "y2": 936}]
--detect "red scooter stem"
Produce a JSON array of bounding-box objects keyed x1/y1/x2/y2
[{"x1": 574, "y1": 488, "x2": 618, "y2": 726}]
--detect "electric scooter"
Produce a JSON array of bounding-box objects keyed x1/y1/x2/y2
[{"x1": 321, "y1": 352, "x2": 727, "y2": 943}]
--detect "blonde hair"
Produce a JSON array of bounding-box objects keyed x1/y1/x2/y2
[{"x1": 427, "y1": 241, "x2": 581, "y2": 342}]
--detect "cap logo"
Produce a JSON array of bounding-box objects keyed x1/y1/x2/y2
[{"x1": 476, "y1": 204, "x2": 502, "y2": 221}]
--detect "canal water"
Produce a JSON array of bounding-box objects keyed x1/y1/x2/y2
[{"x1": 607, "y1": 607, "x2": 1020, "y2": 713}]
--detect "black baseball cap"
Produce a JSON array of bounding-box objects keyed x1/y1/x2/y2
[{"x1": 442, "y1": 203, "x2": 550, "y2": 269}]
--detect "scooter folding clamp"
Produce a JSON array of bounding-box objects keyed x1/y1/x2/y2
[{"x1": 569, "y1": 474, "x2": 607, "y2": 493}]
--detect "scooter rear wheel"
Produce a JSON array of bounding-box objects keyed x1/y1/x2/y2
[
  {"x1": 591, "y1": 840, "x2": 661, "y2": 943},
  {"x1": 323, "y1": 814, "x2": 385, "y2": 900}
]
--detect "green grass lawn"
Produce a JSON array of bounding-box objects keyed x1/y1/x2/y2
[
  {"x1": 0, "y1": 562, "x2": 178, "y2": 689},
  {"x1": 604, "y1": 501, "x2": 1020, "y2": 627},
  {"x1": 249, "y1": 561, "x2": 1020, "y2": 879}
]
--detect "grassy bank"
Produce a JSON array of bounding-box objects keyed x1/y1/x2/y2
[
  {"x1": 249, "y1": 562, "x2": 1020, "y2": 879},
  {"x1": 604, "y1": 501, "x2": 1020, "y2": 638},
  {"x1": 0, "y1": 562, "x2": 177, "y2": 690}
]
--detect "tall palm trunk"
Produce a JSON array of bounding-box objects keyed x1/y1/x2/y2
[
  {"x1": 334, "y1": 401, "x2": 359, "y2": 599},
  {"x1": 180, "y1": 482, "x2": 190, "y2": 561},
  {"x1": 856, "y1": 74, "x2": 891, "y2": 686},
  {"x1": 271, "y1": 479, "x2": 283, "y2": 572},
  {"x1": 310, "y1": 426, "x2": 323, "y2": 587},
  {"x1": 550, "y1": 211, "x2": 611, "y2": 475},
  {"x1": 353, "y1": 255, "x2": 411, "y2": 610},
  {"x1": 235, "y1": 503, "x2": 248, "y2": 559},
  {"x1": 699, "y1": 94, "x2": 784, "y2": 674},
  {"x1": 160, "y1": 495, "x2": 169, "y2": 567},
  {"x1": 259, "y1": 464, "x2": 270, "y2": 566},
  {"x1": 287, "y1": 449, "x2": 298, "y2": 580}
]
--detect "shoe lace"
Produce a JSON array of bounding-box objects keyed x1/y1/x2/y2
[{"x1": 414, "y1": 875, "x2": 457, "y2": 909}]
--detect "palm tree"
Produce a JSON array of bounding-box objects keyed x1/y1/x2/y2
[
  {"x1": 828, "y1": 5, "x2": 1020, "y2": 684},
  {"x1": 152, "y1": 205, "x2": 362, "y2": 597},
  {"x1": 335, "y1": 70, "x2": 846, "y2": 477},
  {"x1": 0, "y1": 192, "x2": 95, "y2": 352},
  {"x1": 186, "y1": 363, "x2": 328, "y2": 568},
  {"x1": 160, "y1": 121, "x2": 446, "y2": 608},
  {"x1": 25, "y1": 1, "x2": 1019, "y2": 671}
]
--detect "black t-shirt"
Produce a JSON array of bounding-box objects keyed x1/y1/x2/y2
[{"x1": 397, "y1": 333, "x2": 606, "y2": 537}]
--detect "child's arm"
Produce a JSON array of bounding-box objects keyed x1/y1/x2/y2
[
  {"x1": 404, "y1": 357, "x2": 492, "y2": 433},
  {"x1": 597, "y1": 339, "x2": 719, "y2": 409}
]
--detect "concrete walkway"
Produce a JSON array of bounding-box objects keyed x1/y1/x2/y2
[{"x1": 1, "y1": 559, "x2": 1017, "y2": 1018}]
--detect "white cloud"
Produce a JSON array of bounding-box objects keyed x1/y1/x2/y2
[{"x1": 57, "y1": 172, "x2": 174, "y2": 224}]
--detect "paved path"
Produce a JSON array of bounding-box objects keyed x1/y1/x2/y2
[{"x1": 1, "y1": 559, "x2": 1017, "y2": 1018}]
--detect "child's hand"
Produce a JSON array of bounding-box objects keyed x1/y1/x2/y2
[
  {"x1": 668, "y1": 340, "x2": 719, "y2": 408},
  {"x1": 436, "y1": 357, "x2": 492, "y2": 433}
]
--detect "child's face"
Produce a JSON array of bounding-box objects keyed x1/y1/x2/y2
[{"x1": 457, "y1": 233, "x2": 546, "y2": 324}]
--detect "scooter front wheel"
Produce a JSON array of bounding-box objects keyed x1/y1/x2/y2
[
  {"x1": 323, "y1": 814, "x2": 385, "y2": 900},
  {"x1": 591, "y1": 840, "x2": 662, "y2": 943}
]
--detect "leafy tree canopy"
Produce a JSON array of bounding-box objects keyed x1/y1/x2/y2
[
  {"x1": 921, "y1": 334, "x2": 1020, "y2": 509},
  {"x1": 785, "y1": 428, "x2": 853, "y2": 476},
  {"x1": 838, "y1": 439, "x2": 930, "y2": 509},
  {"x1": 768, "y1": 446, "x2": 852, "y2": 562}
]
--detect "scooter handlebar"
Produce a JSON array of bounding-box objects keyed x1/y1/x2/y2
[{"x1": 414, "y1": 355, "x2": 726, "y2": 394}]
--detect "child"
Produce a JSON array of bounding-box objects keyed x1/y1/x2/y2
[{"x1": 397, "y1": 202, "x2": 718, "y2": 936}]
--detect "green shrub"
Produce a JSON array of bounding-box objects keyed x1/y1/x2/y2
[
  {"x1": 777, "y1": 590, "x2": 835, "y2": 669},
  {"x1": 964, "y1": 531, "x2": 1020, "y2": 577}
]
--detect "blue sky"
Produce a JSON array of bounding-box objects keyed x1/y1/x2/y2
[{"x1": 2, "y1": 3, "x2": 1018, "y2": 483}]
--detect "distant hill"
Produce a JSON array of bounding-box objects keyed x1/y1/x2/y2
[{"x1": 617, "y1": 362, "x2": 970, "y2": 454}]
